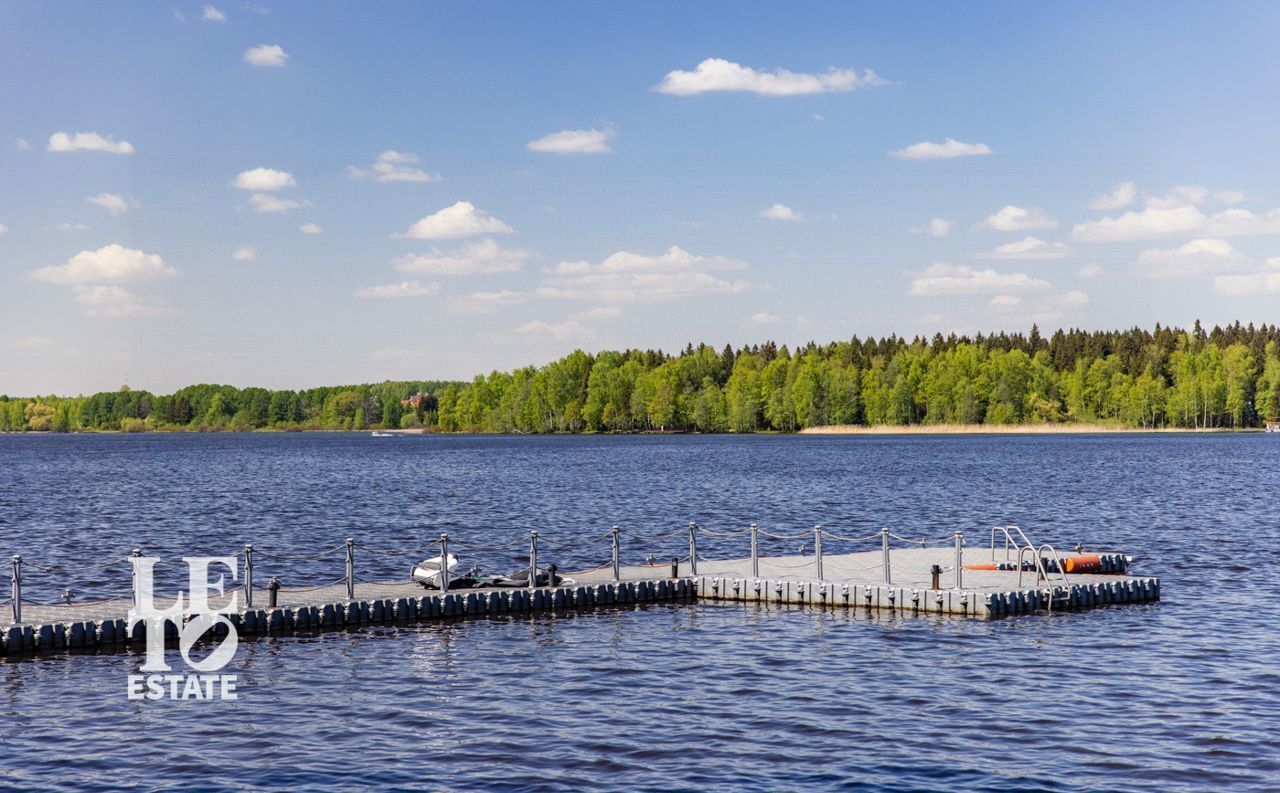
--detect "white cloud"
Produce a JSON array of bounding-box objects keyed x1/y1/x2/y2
[
  {"x1": 569, "y1": 306, "x2": 623, "y2": 321},
  {"x1": 526, "y1": 127, "x2": 615, "y2": 154},
  {"x1": 978, "y1": 205, "x2": 1057, "y2": 231},
  {"x1": 32, "y1": 244, "x2": 174, "y2": 285},
  {"x1": 349, "y1": 150, "x2": 440, "y2": 182},
  {"x1": 85, "y1": 193, "x2": 131, "y2": 215},
  {"x1": 0, "y1": 223, "x2": 7, "y2": 235},
  {"x1": 1215, "y1": 258, "x2": 1280, "y2": 295},
  {"x1": 536, "y1": 246, "x2": 749, "y2": 303},
  {"x1": 400, "y1": 201, "x2": 513, "y2": 239},
  {"x1": 47, "y1": 131, "x2": 134, "y2": 154},
  {"x1": 354, "y1": 280, "x2": 441, "y2": 299},
  {"x1": 299, "y1": 222, "x2": 322, "y2": 234},
  {"x1": 654, "y1": 58, "x2": 886, "y2": 96},
  {"x1": 1088, "y1": 182, "x2": 1136, "y2": 211},
  {"x1": 1072, "y1": 204, "x2": 1205, "y2": 242},
  {"x1": 202, "y1": 5, "x2": 226, "y2": 21},
  {"x1": 394, "y1": 239, "x2": 529, "y2": 276},
  {"x1": 749, "y1": 311, "x2": 780, "y2": 324},
  {"x1": 986, "y1": 290, "x2": 1088, "y2": 325},
  {"x1": 234, "y1": 167, "x2": 295, "y2": 191},
  {"x1": 910, "y1": 218, "x2": 952, "y2": 237},
  {"x1": 982, "y1": 236, "x2": 1071, "y2": 260},
  {"x1": 1135, "y1": 238, "x2": 1249, "y2": 278},
  {"x1": 1078, "y1": 263, "x2": 1102, "y2": 279},
  {"x1": 812, "y1": 113, "x2": 825, "y2": 122},
  {"x1": 514, "y1": 319, "x2": 591, "y2": 340},
  {"x1": 1212, "y1": 190, "x2": 1245, "y2": 205},
  {"x1": 908, "y1": 263, "x2": 1051, "y2": 296},
  {"x1": 452, "y1": 290, "x2": 526, "y2": 313},
  {"x1": 758, "y1": 203, "x2": 801, "y2": 221},
  {"x1": 45, "y1": 222, "x2": 89, "y2": 232},
  {"x1": 73, "y1": 285, "x2": 175, "y2": 318},
  {"x1": 16, "y1": 138, "x2": 29, "y2": 150},
  {"x1": 1146, "y1": 185, "x2": 1209, "y2": 209},
  {"x1": 248, "y1": 193, "x2": 305, "y2": 213},
  {"x1": 232, "y1": 246, "x2": 256, "y2": 261},
  {"x1": 889, "y1": 138, "x2": 991, "y2": 160},
  {"x1": 244, "y1": 44, "x2": 287, "y2": 67},
  {"x1": 988, "y1": 295, "x2": 1022, "y2": 308}
]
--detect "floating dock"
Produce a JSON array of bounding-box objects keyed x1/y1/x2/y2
[{"x1": 2, "y1": 527, "x2": 1160, "y2": 656}]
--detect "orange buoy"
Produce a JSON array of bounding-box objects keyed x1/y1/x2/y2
[
  {"x1": 965, "y1": 563, "x2": 1000, "y2": 571},
  {"x1": 1063, "y1": 555, "x2": 1102, "y2": 573}
]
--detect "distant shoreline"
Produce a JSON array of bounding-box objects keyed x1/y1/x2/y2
[{"x1": 799, "y1": 423, "x2": 1253, "y2": 435}]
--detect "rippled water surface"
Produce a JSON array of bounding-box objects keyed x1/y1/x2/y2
[{"x1": 2, "y1": 433, "x2": 1278, "y2": 791}]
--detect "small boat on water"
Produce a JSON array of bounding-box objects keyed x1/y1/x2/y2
[
  {"x1": 1266, "y1": 422, "x2": 1280, "y2": 433},
  {"x1": 370, "y1": 431, "x2": 395, "y2": 437}
]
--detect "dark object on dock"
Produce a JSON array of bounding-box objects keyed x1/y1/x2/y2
[{"x1": 931, "y1": 565, "x2": 941, "y2": 589}]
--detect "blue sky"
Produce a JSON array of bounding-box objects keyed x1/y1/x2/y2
[{"x1": 4, "y1": 1, "x2": 1280, "y2": 395}]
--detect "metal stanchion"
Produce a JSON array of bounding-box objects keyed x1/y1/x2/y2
[
  {"x1": 244, "y1": 543, "x2": 254, "y2": 608},
  {"x1": 345, "y1": 538, "x2": 355, "y2": 600},
  {"x1": 131, "y1": 548, "x2": 141, "y2": 610},
  {"x1": 881, "y1": 528, "x2": 892, "y2": 585},
  {"x1": 528, "y1": 530, "x2": 538, "y2": 589},
  {"x1": 954, "y1": 531, "x2": 964, "y2": 589},
  {"x1": 10, "y1": 555, "x2": 20, "y2": 625},
  {"x1": 814, "y1": 525, "x2": 823, "y2": 581},
  {"x1": 611, "y1": 525, "x2": 620, "y2": 581},
  {"x1": 750, "y1": 523, "x2": 759, "y2": 578},
  {"x1": 688, "y1": 522, "x2": 698, "y2": 576},
  {"x1": 439, "y1": 534, "x2": 450, "y2": 593}
]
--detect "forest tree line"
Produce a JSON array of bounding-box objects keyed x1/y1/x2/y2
[{"x1": 5, "y1": 321, "x2": 1280, "y2": 433}]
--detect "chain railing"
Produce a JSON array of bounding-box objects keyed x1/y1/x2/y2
[{"x1": 7, "y1": 520, "x2": 985, "y2": 625}]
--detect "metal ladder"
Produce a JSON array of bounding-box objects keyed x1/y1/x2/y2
[{"x1": 994, "y1": 526, "x2": 1072, "y2": 613}]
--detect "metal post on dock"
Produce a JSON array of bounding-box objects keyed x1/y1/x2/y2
[
  {"x1": 611, "y1": 525, "x2": 620, "y2": 582},
  {"x1": 345, "y1": 538, "x2": 355, "y2": 600},
  {"x1": 244, "y1": 543, "x2": 254, "y2": 609},
  {"x1": 881, "y1": 528, "x2": 891, "y2": 585},
  {"x1": 750, "y1": 523, "x2": 759, "y2": 578},
  {"x1": 10, "y1": 555, "x2": 20, "y2": 625},
  {"x1": 688, "y1": 522, "x2": 698, "y2": 576},
  {"x1": 439, "y1": 534, "x2": 449, "y2": 593},
  {"x1": 954, "y1": 531, "x2": 963, "y2": 589},
  {"x1": 130, "y1": 548, "x2": 141, "y2": 610},
  {"x1": 814, "y1": 525, "x2": 824, "y2": 581},
  {"x1": 268, "y1": 577, "x2": 280, "y2": 609},
  {"x1": 528, "y1": 530, "x2": 538, "y2": 589}
]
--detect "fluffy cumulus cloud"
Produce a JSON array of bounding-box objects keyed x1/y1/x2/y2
[
  {"x1": 299, "y1": 222, "x2": 322, "y2": 234},
  {"x1": 569, "y1": 306, "x2": 623, "y2": 321},
  {"x1": 232, "y1": 246, "x2": 256, "y2": 261},
  {"x1": 1074, "y1": 185, "x2": 1280, "y2": 241},
  {"x1": 244, "y1": 44, "x2": 288, "y2": 67},
  {"x1": 1215, "y1": 257, "x2": 1280, "y2": 296},
  {"x1": 978, "y1": 205, "x2": 1057, "y2": 231},
  {"x1": 889, "y1": 138, "x2": 991, "y2": 160},
  {"x1": 1088, "y1": 182, "x2": 1137, "y2": 211},
  {"x1": 1078, "y1": 263, "x2": 1102, "y2": 279},
  {"x1": 654, "y1": 58, "x2": 887, "y2": 96},
  {"x1": 982, "y1": 236, "x2": 1071, "y2": 260},
  {"x1": 908, "y1": 263, "x2": 1051, "y2": 296},
  {"x1": 514, "y1": 320, "x2": 591, "y2": 340},
  {"x1": 526, "y1": 127, "x2": 615, "y2": 154},
  {"x1": 451, "y1": 290, "x2": 527, "y2": 313},
  {"x1": 354, "y1": 280, "x2": 441, "y2": 299},
  {"x1": 249, "y1": 193, "x2": 305, "y2": 213},
  {"x1": 536, "y1": 245, "x2": 749, "y2": 303},
  {"x1": 202, "y1": 5, "x2": 226, "y2": 21},
  {"x1": 394, "y1": 239, "x2": 529, "y2": 276},
  {"x1": 234, "y1": 167, "x2": 295, "y2": 191},
  {"x1": 910, "y1": 218, "x2": 952, "y2": 237},
  {"x1": 32, "y1": 244, "x2": 174, "y2": 285},
  {"x1": 47, "y1": 131, "x2": 134, "y2": 154},
  {"x1": 749, "y1": 311, "x2": 781, "y2": 324},
  {"x1": 758, "y1": 203, "x2": 801, "y2": 221},
  {"x1": 986, "y1": 290, "x2": 1089, "y2": 324},
  {"x1": 348, "y1": 151, "x2": 440, "y2": 182},
  {"x1": 0, "y1": 223, "x2": 8, "y2": 235},
  {"x1": 401, "y1": 201, "x2": 513, "y2": 240},
  {"x1": 1135, "y1": 238, "x2": 1249, "y2": 278},
  {"x1": 85, "y1": 193, "x2": 130, "y2": 215},
  {"x1": 73, "y1": 285, "x2": 175, "y2": 318}
]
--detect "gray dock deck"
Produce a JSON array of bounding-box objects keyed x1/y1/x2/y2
[{"x1": 2, "y1": 544, "x2": 1159, "y2": 656}]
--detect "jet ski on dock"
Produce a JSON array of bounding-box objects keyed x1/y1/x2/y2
[{"x1": 411, "y1": 553, "x2": 573, "y2": 589}]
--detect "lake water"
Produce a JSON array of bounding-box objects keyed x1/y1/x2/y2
[{"x1": 1, "y1": 433, "x2": 1277, "y2": 791}]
